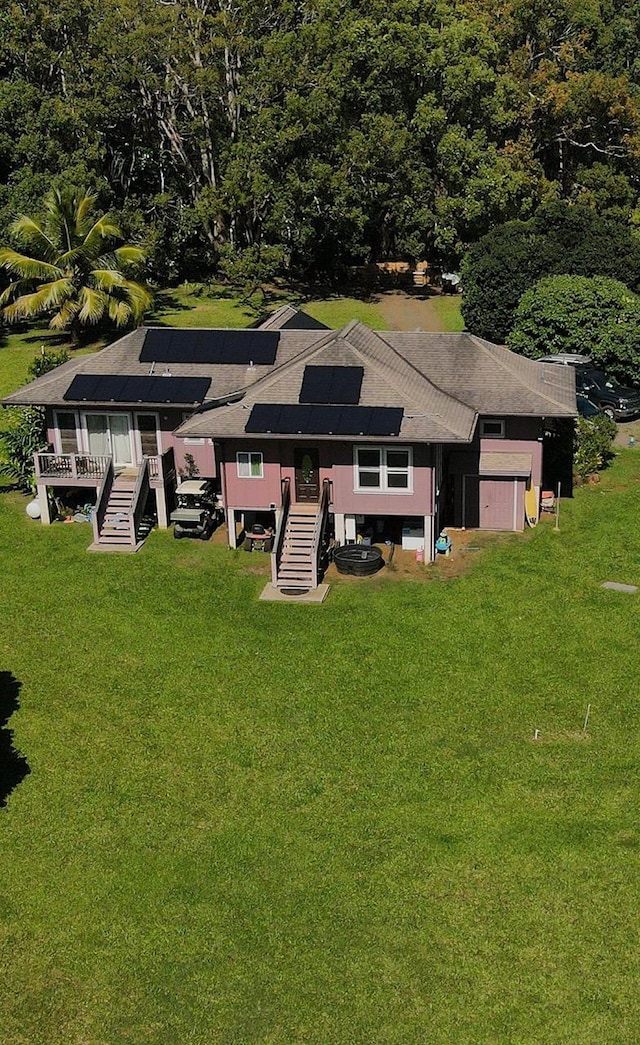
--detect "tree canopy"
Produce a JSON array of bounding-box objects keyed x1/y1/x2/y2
[
  {"x1": 1, "y1": 1, "x2": 640, "y2": 284},
  {"x1": 507, "y1": 274, "x2": 640, "y2": 384},
  {"x1": 462, "y1": 204, "x2": 640, "y2": 343}
]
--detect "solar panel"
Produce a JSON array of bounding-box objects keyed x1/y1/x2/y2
[
  {"x1": 299, "y1": 366, "x2": 363, "y2": 404},
  {"x1": 245, "y1": 404, "x2": 403, "y2": 436},
  {"x1": 63, "y1": 374, "x2": 211, "y2": 404},
  {"x1": 140, "y1": 328, "x2": 279, "y2": 365}
]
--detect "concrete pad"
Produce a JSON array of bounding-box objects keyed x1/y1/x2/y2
[
  {"x1": 87, "y1": 541, "x2": 145, "y2": 553},
  {"x1": 259, "y1": 582, "x2": 330, "y2": 603},
  {"x1": 601, "y1": 581, "x2": 638, "y2": 593}
]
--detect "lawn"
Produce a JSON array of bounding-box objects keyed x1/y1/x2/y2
[
  {"x1": 2, "y1": 451, "x2": 640, "y2": 1044},
  {"x1": 151, "y1": 284, "x2": 388, "y2": 331},
  {"x1": 431, "y1": 294, "x2": 465, "y2": 331}
]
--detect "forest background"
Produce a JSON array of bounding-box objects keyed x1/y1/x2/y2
[{"x1": 1, "y1": 0, "x2": 640, "y2": 289}]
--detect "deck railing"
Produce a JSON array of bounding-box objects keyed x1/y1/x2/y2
[
  {"x1": 271, "y1": 477, "x2": 291, "y2": 586},
  {"x1": 310, "y1": 479, "x2": 332, "y2": 589},
  {"x1": 147, "y1": 446, "x2": 175, "y2": 488},
  {"x1": 35, "y1": 452, "x2": 111, "y2": 482},
  {"x1": 91, "y1": 459, "x2": 115, "y2": 545},
  {"x1": 130, "y1": 459, "x2": 151, "y2": 547}
]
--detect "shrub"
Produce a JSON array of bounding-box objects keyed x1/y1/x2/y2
[{"x1": 573, "y1": 414, "x2": 617, "y2": 480}]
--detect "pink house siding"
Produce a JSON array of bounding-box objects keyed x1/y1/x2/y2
[
  {"x1": 45, "y1": 407, "x2": 216, "y2": 477},
  {"x1": 221, "y1": 440, "x2": 433, "y2": 516},
  {"x1": 330, "y1": 442, "x2": 433, "y2": 515}
]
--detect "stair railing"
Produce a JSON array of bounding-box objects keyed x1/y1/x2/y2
[
  {"x1": 129, "y1": 459, "x2": 151, "y2": 547},
  {"x1": 309, "y1": 479, "x2": 332, "y2": 588},
  {"x1": 92, "y1": 459, "x2": 115, "y2": 544},
  {"x1": 271, "y1": 477, "x2": 291, "y2": 586}
]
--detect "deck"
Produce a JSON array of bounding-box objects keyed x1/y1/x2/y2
[{"x1": 34, "y1": 449, "x2": 175, "y2": 489}]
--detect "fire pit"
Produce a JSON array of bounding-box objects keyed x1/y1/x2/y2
[{"x1": 333, "y1": 544, "x2": 384, "y2": 576}]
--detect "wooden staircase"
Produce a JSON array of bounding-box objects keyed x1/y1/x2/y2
[
  {"x1": 275, "y1": 503, "x2": 319, "y2": 590},
  {"x1": 95, "y1": 475, "x2": 138, "y2": 548}
]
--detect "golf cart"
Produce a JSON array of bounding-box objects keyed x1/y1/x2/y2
[{"x1": 170, "y1": 479, "x2": 220, "y2": 540}]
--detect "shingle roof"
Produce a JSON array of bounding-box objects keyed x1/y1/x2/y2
[
  {"x1": 256, "y1": 304, "x2": 329, "y2": 331},
  {"x1": 2, "y1": 323, "x2": 576, "y2": 443},
  {"x1": 385, "y1": 332, "x2": 577, "y2": 415},
  {"x1": 1, "y1": 326, "x2": 326, "y2": 408},
  {"x1": 177, "y1": 321, "x2": 478, "y2": 442}
]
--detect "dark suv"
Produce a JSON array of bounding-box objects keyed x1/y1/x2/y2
[{"x1": 575, "y1": 367, "x2": 640, "y2": 421}]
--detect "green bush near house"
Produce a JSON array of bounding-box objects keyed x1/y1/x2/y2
[{"x1": 574, "y1": 414, "x2": 617, "y2": 479}]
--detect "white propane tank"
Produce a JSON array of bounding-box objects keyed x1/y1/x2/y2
[{"x1": 26, "y1": 498, "x2": 41, "y2": 520}]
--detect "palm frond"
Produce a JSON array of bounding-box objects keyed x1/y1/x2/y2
[
  {"x1": 0, "y1": 248, "x2": 63, "y2": 280},
  {"x1": 49, "y1": 299, "x2": 80, "y2": 331},
  {"x1": 3, "y1": 279, "x2": 75, "y2": 322},
  {"x1": 107, "y1": 299, "x2": 133, "y2": 327},
  {"x1": 91, "y1": 268, "x2": 128, "y2": 292},
  {"x1": 127, "y1": 282, "x2": 154, "y2": 320},
  {"x1": 83, "y1": 216, "x2": 122, "y2": 257},
  {"x1": 113, "y1": 246, "x2": 146, "y2": 270},
  {"x1": 77, "y1": 286, "x2": 107, "y2": 324},
  {"x1": 0, "y1": 280, "x2": 32, "y2": 307},
  {"x1": 74, "y1": 192, "x2": 98, "y2": 237},
  {"x1": 9, "y1": 216, "x2": 58, "y2": 262}
]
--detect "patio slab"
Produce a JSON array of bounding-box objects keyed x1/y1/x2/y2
[
  {"x1": 601, "y1": 581, "x2": 638, "y2": 594},
  {"x1": 259, "y1": 583, "x2": 330, "y2": 603}
]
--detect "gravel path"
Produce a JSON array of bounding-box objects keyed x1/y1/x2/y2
[{"x1": 374, "y1": 290, "x2": 444, "y2": 331}]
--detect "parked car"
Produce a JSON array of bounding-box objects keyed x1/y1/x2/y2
[
  {"x1": 575, "y1": 369, "x2": 640, "y2": 421},
  {"x1": 537, "y1": 353, "x2": 593, "y2": 367}
]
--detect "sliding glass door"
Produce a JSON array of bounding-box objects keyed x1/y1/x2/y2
[{"x1": 85, "y1": 414, "x2": 133, "y2": 465}]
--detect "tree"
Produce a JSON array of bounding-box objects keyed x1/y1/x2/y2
[
  {"x1": 461, "y1": 203, "x2": 640, "y2": 342},
  {"x1": 507, "y1": 274, "x2": 640, "y2": 384},
  {"x1": 0, "y1": 187, "x2": 152, "y2": 340},
  {"x1": 0, "y1": 346, "x2": 73, "y2": 490},
  {"x1": 0, "y1": 408, "x2": 46, "y2": 490}
]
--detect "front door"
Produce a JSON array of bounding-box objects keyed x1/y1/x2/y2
[{"x1": 294, "y1": 448, "x2": 320, "y2": 502}]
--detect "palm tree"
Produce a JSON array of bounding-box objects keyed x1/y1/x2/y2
[{"x1": 0, "y1": 187, "x2": 153, "y2": 341}]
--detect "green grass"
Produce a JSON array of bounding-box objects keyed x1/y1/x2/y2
[
  {"x1": 152, "y1": 284, "x2": 388, "y2": 331},
  {"x1": 302, "y1": 296, "x2": 387, "y2": 330},
  {"x1": 2, "y1": 452, "x2": 640, "y2": 1043},
  {"x1": 431, "y1": 295, "x2": 465, "y2": 331}
]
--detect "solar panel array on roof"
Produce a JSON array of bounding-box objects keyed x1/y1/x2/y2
[
  {"x1": 299, "y1": 366, "x2": 363, "y2": 404},
  {"x1": 140, "y1": 328, "x2": 279, "y2": 365},
  {"x1": 245, "y1": 404, "x2": 403, "y2": 436},
  {"x1": 63, "y1": 374, "x2": 211, "y2": 404}
]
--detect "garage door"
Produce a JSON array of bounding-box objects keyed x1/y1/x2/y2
[{"x1": 464, "y1": 476, "x2": 525, "y2": 531}]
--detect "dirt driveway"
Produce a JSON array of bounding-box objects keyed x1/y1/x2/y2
[{"x1": 374, "y1": 290, "x2": 444, "y2": 331}]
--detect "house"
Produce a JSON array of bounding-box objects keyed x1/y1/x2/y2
[{"x1": 2, "y1": 308, "x2": 576, "y2": 587}]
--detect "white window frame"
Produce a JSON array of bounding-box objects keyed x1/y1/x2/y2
[
  {"x1": 53, "y1": 409, "x2": 80, "y2": 454},
  {"x1": 236, "y1": 451, "x2": 264, "y2": 479},
  {"x1": 80, "y1": 411, "x2": 135, "y2": 464},
  {"x1": 354, "y1": 446, "x2": 413, "y2": 493},
  {"x1": 480, "y1": 418, "x2": 505, "y2": 438}
]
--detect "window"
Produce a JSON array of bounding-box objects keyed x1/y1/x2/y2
[
  {"x1": 55, "y1": 411, "x2": 79, "y2": 453},
  {"x1": 355, "y1": 447, "x2": 412, "y2": 492},
  {"x1": 237, "y1": 451, "x2": 264, "y2": 478},
  {"x1": 480, "y1": 419, "x2": 505, "y2": 438}
]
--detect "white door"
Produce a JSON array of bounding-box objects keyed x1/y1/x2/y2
[{"x1": 86, "y1": 414, "x2": 132, "y2": 465}]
